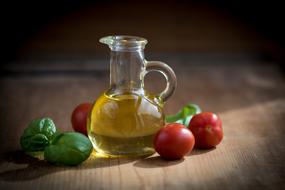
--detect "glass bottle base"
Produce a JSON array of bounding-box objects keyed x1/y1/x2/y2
[{"x1": 88, "y1": 132, "x2": 156, "y2": 158}]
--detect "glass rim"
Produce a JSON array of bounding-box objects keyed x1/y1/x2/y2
[{"x1": 99, "y1": 35, "x2": 148, "y2": 49}]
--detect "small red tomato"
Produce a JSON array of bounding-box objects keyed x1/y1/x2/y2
[
  {"x1": 71, "y1": 103, "x2": 92, "y2": 135},
  {"x1": 189, "y1": 112, "x2": 223, "y2": 149},
  {"x1": 154, "y1": 123, "x2": 195, "y2": 160}
]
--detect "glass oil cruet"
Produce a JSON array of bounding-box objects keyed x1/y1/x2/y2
[{"x1": 88, "y1": 35, "x2": 177, "y2": 157}]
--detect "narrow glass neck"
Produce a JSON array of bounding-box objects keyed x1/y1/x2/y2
[{"x1": 109, "y1": 49, "x2": 145, "y2": 94}]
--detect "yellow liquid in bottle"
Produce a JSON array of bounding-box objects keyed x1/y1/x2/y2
[{"x1": 88, "y1": 92, "x2": 165, "y2": 157}]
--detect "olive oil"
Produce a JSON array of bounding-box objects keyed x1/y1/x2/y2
[{"x1": 88, "y1": 92, "x2": 165, "y2": 157}]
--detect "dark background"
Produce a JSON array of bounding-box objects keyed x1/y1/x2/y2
[{"x1": 2, "y1": 0, "x2": 285, "y2": 67}]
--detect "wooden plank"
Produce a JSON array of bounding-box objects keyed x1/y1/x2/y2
[
  {"x1": 0, "y1": 62, "x2": 284, "y2": 189},
  {"x1": 0, "y1": 99, "x2": 284, "y2": 190}
]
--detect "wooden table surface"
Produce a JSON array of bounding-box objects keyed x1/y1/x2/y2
[{"x1": 0, "y1": 56, "x2": 285, "y2": 190}]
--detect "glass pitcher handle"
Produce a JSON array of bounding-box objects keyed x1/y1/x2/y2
[{"x1": 145, "y1": 61, "x2": 177, "y2": 102}]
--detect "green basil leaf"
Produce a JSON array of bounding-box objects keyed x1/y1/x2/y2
[
  {"x1": 20, "y1": 118, "x2": 57, "y2": 152},
  {"x1": 165, "y1": 111, "x2": 184, "y2": 123},
  {"x1": 44, "y1": 132, "x2": 93, "y2": 166},
  {"x1": 166, "y1": 103, "x2": 201, "y2": 126},
  {"x1": 20, "y1": 134, "x2": 49, "y2": 152}
]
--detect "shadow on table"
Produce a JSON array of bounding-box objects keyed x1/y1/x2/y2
[
  {"x1": 133, "y1": 148, "x2": 215, "y2": 168},
  {"x1": 0, "y1": 148, "x2": 217, "y2": 180},
  {"x1": 189, "y1": 148, "x2": 216, "y2": 156},
  {"x1": 133, "y1": 155, "x2": 184, "y2": 168},
  {"x1": 0, "y1": 150, "x2": 137, "y2": 181},
  {"x1": 0, "y1": 150, "x2": 54, "y2": 181}
]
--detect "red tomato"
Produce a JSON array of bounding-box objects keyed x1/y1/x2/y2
[
  {"x1": 71, "y1": 103, "x2": 92, "y2": 136},
  {"x1": 189, "y1": 112, "x2": 223, "y2": 149},
  {"x1": 154, "y1": 123, "x2": 195, "y2": 160}
]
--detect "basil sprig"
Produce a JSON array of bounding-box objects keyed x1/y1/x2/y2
[
  {"x1": 166, "y1": 103, "x2": 201, "y2": 126},
  {"x1": 20, "y1": 118, "x2": 93, "y2": 166}
]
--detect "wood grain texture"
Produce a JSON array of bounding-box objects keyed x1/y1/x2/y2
[
  {"x1": 0, "y1": 100, "x2": 284, "y2": 190},
  {"x1": 0, "y1": 61, "x2": 285, "y2": 190}
]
